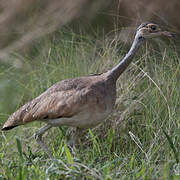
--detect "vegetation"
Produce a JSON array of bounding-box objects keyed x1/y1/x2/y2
[{"x1": 0, "y1": 28, "x2": 179, "y2": 179}]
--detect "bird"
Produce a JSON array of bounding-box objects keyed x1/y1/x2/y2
[{"x1": 2, "y1": 23, "x2": 173, "y2": 158}]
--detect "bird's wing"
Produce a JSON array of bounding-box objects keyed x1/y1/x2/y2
[
  {"x1": 2, "y1": 76, "x2": 104, "y2": 129},
  {"x1": 23, "y1": 88, "x2": 89, "y2": 123}
]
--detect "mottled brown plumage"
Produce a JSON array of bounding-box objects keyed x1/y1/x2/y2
[
  {"x1": 2, "y1": 74, "x2": 116, "y2": 129},
  {"x1": 2, "y1": 23, "x2": 173, "y2": 158}
]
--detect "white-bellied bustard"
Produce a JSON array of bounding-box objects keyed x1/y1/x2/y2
[{"x1": 2, "y1": 23, "x2": 173, "y2": 158}]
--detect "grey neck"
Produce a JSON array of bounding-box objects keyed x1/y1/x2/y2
[{"x1": 108, "y1": 35, "x2": 145, "y2": 81}]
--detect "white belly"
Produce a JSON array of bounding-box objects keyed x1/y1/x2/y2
[{"x1": 46, "y1": 107, "x2": 112, "y2": 129}]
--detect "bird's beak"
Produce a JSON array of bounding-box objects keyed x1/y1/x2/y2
[{"x1": 161, "y1": 31, "x2": 175, "y2": 38}]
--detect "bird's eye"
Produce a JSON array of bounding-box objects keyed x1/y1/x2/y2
[{"x1": 151, "y1": 25, "x2": 156, "y2": 31}]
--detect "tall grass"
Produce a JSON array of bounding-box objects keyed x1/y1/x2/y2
[{"x1": 0, "y1": 29, "x2": 179, "y2": 179}]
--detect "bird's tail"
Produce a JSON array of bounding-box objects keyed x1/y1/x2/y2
[
  {"x1": 1, "y1": 124, "x2": 19, "y2": 131},
  {"x1": 1, "y1": 113, "x2": 23, "y2": 131},
  {"x1": 1, "y1": 107, "x2": 26, "y2": 131},
  {"x1": 2, "y1": 98, "x2": 40, "y2": 131}
]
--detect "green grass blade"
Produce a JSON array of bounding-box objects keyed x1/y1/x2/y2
[
  {"x1": 16, "y1": 136, "x2": 23, "y2": 160},
  {"x1": 64, "y1": 143, "x2": 74, "y2": 165},
  {"x1": 162, "y1": 129, "x2": 179, "y2": 163}
]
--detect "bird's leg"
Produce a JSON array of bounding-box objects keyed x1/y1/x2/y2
[
  {"x1": 68, "y1": 127, "x2": 82, "y2": 147},
  {"x1": 35, "y1": 124, "x2": 53, "y2": 158}
]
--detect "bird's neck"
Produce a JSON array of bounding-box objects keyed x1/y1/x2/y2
[{"x1": 107, "y1": 36, "x2": 145, "y2": 81}]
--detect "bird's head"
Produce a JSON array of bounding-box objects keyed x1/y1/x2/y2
[{"x1": 136, "y1": 22, "x2": 174, "y2": 40}]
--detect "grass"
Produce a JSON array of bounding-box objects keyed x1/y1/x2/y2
[{"x1": 0, "y1": 28, "x2": 180, "y2": 179}]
